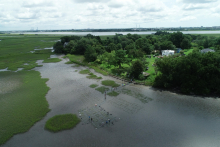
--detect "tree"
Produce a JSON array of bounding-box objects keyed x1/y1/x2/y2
[
  {"x1": 53, "y1": 42, "x2": 64, "y2": 53},
  {"x1": 169, "y1": 31, "x2": 184, "y2": 48},
  {"x1": 180, "y1": 38, "x2": 191, "y2": 49},
  {"x1": 130, "y1": 60, "x2": 144, "y2": 79},
  {"x1": 142, "y1": 43, "x2": 152, "y2": 54},
  {"x1": 106, "y1": 43, "x2": 116, "y2": 52},
  {"x1": 84, "y1": 46, "x2": 97, "y2": 62},
  {"x1": 114, "y1": 49, "x2": 127, "y2": 68},
  {"x1": 160, "y1": 41, "x2": 175, "y2": 50}
]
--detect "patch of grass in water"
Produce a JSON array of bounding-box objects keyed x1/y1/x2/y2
[
  {"x1": 43, "y1": 58, "x2": 62, "y2": 63},
  {"x1": 45, "y1": 114, "x2": 80, "y2": 132},
  {"x1": 65, "y1": 61, "x2": 73, "y2": 64},
  {"x1": 95, "y1": 86, "x2": 109, "y2": 94},
  {"x1": 79, "y1": 69, "x2": 90, "y2": 74},
  {"x1": 72, "y1": 64, "x2": 80, "y2": 67},
  {"x1": 101, "y1": 80, "x2": 120, "y2": 87},
  {"x1": 86, "y1": 73, "x2": 102, "y2": 79},
  {"x1": 121, "y1": 88, "x2": 153, "y2": 104},
  {"x1": 89, "y1": 84, "x2": 99, "y2": 88},
  {"x1": 107, "y1": 91, "x2": 119, "y2": 97},
  {"x1": 75, "y1": 70, "x2": 78, "y2": 72}
]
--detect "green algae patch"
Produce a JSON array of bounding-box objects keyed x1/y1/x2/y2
[
  {"x1": 95, "y1": 86, "x2": 109, "y2": 94},
  {"x1": 45, "y1": 114, "x2": 80, "y2": 132},
  {"x1": 0, "y1": 70, "x2": 50, "y2": 145},
  {"x1": 89, "y1": 84, "x2": 99, "y2": 88},
  {"x1": 79, "y1": 69, "x2": 90, "y2": 74},
  {"x1": 107, "y1": 91, "x2": 119, "y2": 97},
  {"x1": 101, "y1": 80, "x2": 120, "y2": 87}
]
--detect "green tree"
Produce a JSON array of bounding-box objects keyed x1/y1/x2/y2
[
  {"x1": 142, "y1": 43, "x2": 152, "y2": 54},
  {"x1": 53, "y1": 42, "x2": 64, "y2": 53},
  {"x1": 169, "y1": 31, "x2": 184, "y2": 48},
  {"x1": 84, "y1": 46, "x2": 97, "y2": 62},
  {"x1": 180, "y1": 38, "x2": 191, "y2": 49},
  {"x1": 130, "y1": 60, "x2": 144, "y2": 79},
  {"x1": 114, "y1": 49, "x2": 127, "y2": 68}
]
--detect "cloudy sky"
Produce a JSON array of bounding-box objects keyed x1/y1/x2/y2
[{"x1": 0, "y1": 0, "x2": 220, "y2": 30}]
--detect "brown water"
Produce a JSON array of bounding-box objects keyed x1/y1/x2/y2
[{"x1": 2, "y1": 55, "x2": 220, "y2": 147}]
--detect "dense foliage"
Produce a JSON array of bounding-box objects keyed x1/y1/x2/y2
[
  {"x1": 154, "y1": 51, "x2": 220, "y2": 94},
  {"x1": 53, "y1": 31, "x2": 220, "y2": 88}
]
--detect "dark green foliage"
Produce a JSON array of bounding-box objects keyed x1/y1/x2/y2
[
  {"x1": 84, "y1": 45, "x2": 97, "y2": 62},
  {"x1": 130, "y1": 60, "x2": 144, "y2": 79},
  {"x1": 114, "y1": 49, "x2": 127, "y2": 68},
  {"x1": 53, "y1": 41, "x2": 64, "y2": 53},
  {"x1": 154, "y1": 52, "x2": 220, "y2": 94},
  {"x1": 169, "y1": 31, "x2": 184, "y2": 48},
  {"x1": 45, "y1": 114, "x2": 80, "y2": 132},
  {"x1": 180, "y1": 38, "x2": 192, "y2": 49},
  {"x1": 160, "y1": 41, "x2": 175, "y2": 50},
  {"x1": 154, "y1": 31, "x2": 170, "y2": 35}
]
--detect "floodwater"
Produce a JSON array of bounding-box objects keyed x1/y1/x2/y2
[
  {"x1": 13, "y1": 31, "x2": 220, "y2": 36},
  {"x1": 2, "y1": 56, "x2": 220, "y2": 147}
]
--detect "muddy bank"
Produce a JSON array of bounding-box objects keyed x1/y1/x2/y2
[{"x1": 2, "y1": 55, "x2": 220, "y2": 147}]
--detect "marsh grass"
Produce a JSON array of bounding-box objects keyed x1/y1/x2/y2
[
  {"x1": 95, "y1": 86, "x2": 109, "y2": 94},
  {"x1": 86, "y1": 73, "x2": 102, "y2": 79},
  {"x1": 43, "y1": 58, "x2": 62, "y2": 63},
  {"x1": 79, "y1": 69, "x2": 90, "y2": 74},
  {"x1": 107, "y1": 91, "x2": 119, "y2": 97},
  {"x1": 121, "y1": 89, "x2": 153, "y2": 104},
  {"x1": 89, "y1": 84, "x2": 99, "y2": 88},
  {"x1": 0, "y1": 70, "x2": 50, "y2": 145},
  {"x1": 101, "y1": 80, "x2": 120, "y2": 87},
  {"x1": 45, "y1": 114, "x2": 80, "y2": 132}
]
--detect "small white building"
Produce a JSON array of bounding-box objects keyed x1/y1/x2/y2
[{"x1": 162, "y1": 50, "x2": 175, "y2": 56}]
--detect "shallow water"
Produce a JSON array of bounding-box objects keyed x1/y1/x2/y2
[{"x1": 2, "y1": 56, "x2": 220, "y2": 147}]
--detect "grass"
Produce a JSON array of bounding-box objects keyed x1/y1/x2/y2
[
  {"x1": 0, "y1": 70, "x2": 50, "y2": 145},
  {"x1": 43, "y1": 58, "x2": 62, "y2": 63},
  {"x1": 184, "y1": 49, "x2": 194, "y2": 55},
  {"x1": 72, "y1": 64, "x2": 80, "y2": 67},
  {"x1": 66, "y1": 54, "x2": 86, "y2": 66},
  {"x1": 107, "y1": 91, "x2": 119, "y2": 97},
  {"x1": 89, "y1": 65, "x2": 109, "y2": 76},
  {"x1": 79, "y1": 69, "x2": 90, "y2": 74},
  {"x1": 95, "y1": 86, "x2": 109, "y2": 94},
  {"x1": 45, "y1": 114, "x2": 80, "y2": 132},
  {"x1": 101, "y1": 80, "x2": 120, "y2": 87},
  {"x1": 89, "y1": 84, "x2": 99, "y2": 88},
  {"x1": 86, "y1": 73, "x2": 102, "y2": 79}
]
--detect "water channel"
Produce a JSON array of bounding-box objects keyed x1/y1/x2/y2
[{"x1": 2, "y1": 56, "x2": 220, "y2": 147}]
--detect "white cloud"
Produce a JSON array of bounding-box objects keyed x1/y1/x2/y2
[{"x1": 0, "y1": 0, "x2": 219, "y2": 30}]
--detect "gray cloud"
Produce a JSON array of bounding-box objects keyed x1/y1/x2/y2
[
  {"x1": 183, "y1": 5, "x2": 206, "y2": 10},
  {"x1": 72, "y1": 0, "x2": 105, "y2": 3},
  {"x1": 108, "y1": 3, "x2": 123, "y2": 8},
  {"x1": 180, "y1": 0, "x2": 217, "y2": 3},
  {"x1": 16, "y1": 13, "x2": 39, "y2": 19},
  {"x1": 22, "y1": 1, "x2": 53, "y2": 8},
  {"x1": 138, "y1": 7, "x2": 163, "y2": 12}
]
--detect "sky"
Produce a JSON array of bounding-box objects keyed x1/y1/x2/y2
[{"x1": 0, "y1": 0, "x2": 220, "y2": 31}]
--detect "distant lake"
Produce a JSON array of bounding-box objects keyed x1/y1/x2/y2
[{"x1": 14, "y1": 31, "x2": 220, "y2": 36}]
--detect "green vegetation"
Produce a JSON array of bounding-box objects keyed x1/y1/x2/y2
[
  {"x1": 0, "y1": 34, "x2": 63, "y2": 145},
  {"x1": 154, "y1": 51, "x2": 220, "y2": 94},
  {"x1": 89, "y1": 84, "x2": 99, "y2": 88},
  {"x1": 95, "y1": 86, "x2": 109, "y2": 94},
  {"x1": 86, "y1": 73, "x2": 102, "y2": 79},
  {"x1": 79, "y1": 69, "x2": 90, "y2": 74},
  {"x1": 101, "y1": 80, "x2": 120, "y2": 87},
  {"x1": 0, "y1": 71, "x2": 50, "y2": 145},
  {"x1": 107, "y1": 91, "x2": 119, "y2": 97},
  {"x1": 45, "y1": 114, "x2": 80, "y2": 132},
  {"x1": 43, "y1": 58, "x2": 62, "y2": 63}
]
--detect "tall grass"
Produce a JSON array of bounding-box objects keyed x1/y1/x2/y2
[{"x1": 101, "y1": 80, "x2": 120, "y2": 87}]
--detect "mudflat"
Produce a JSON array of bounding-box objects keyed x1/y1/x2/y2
[{"x1": 2, "y1": 55, "x2": 220, "y2": 147}]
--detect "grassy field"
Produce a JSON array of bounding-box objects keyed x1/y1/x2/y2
[
  {"x1": 95, "y1": 86, "x2": 109, "y2": 94},
  {"x1": 0, "y1": 71, "x2": 50, "y2": 145},
  {"x1": 0, "y1": 34, "x2": 63, "y2": 145},
  {"x1": 45, "y1": 114, "x2": 80, "y2": 132},
  {"x1": 43, "y1": 58, "x2": 62, "y2": 63},
  {"x1": 89, "y1": 84, "x2": 99, "y2": 88}
]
